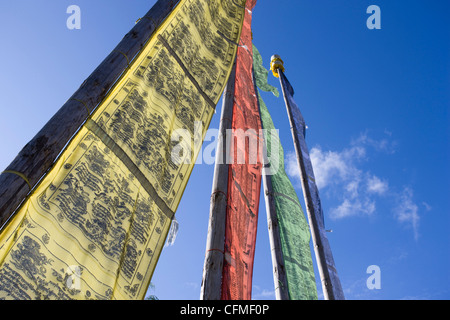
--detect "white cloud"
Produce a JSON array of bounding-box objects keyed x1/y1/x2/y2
[
  {"x1": 184, "y1": 282, "x2": 200, "y2": 290},
  {"x1": 287, "y1": 144, "x2": 376, "y2": 219},
  {"x1": 394, "y1": 187, "x2": 420, "y2": 241},
  {"x1": 307, "y1": 143, "x2": 379, "y2": 220},
  {"x1": 284, "y1": 132, "x2": 423, "y2": 240},
  {"x1": 345, "y1": 179, "x2": 361, "y2": 199},
  {"x1": 367, "y1": 175, "x2": 389, "y2": 195},
  {"x1": 308, "y1": 146, "x2": 366, "y2": 190},
  {"x1": 285, "y1": 152, "x2": 301, "y2": 184},
  {"x1": 252, "y1": 285, "x2": 275, "y2": 300},
  {"x1": 421, "y1": 201, "x2": 432, "y2": 212},
  {"x1": 330, "y1": 198, "x2": 376, "y2": 219},
  {"x1": 352, "y1": 131, "x2": 397, "y2": 154},
  {"x1": 285, "y1": 145, "x2": 364, "y2": 190}
]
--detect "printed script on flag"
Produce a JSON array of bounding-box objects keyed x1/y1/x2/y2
[{"x1": 0, "y1": 0, "x2": 246, "y2": 300}]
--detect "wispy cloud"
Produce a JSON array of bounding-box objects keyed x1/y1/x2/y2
[
  {"x1": 184, "y1": 282, "x2": 200, "y2": 291},
  {"x1": 351, "y1": 131, "x2": 397, "y2": 154},
  {"x1": 342, "y1": 276, "x2": 381, "y2": 300},
  {"x1": 393, "y1": 187, "x2": 420, "y2": 241},
  {"x1": 285, "y1": 132, "x2": 424, "y2": 240},
  {"x1": 422, "y1": 201, "x2": 432, "y2": 212},
  {"x1": 366, "y1": 175, "x2": 389, "y2": 195},
  {"x1": 285, "y1": 145, "x2": 365, "y2": 191},
  {"x1": 285, "y1": 152, "x2": 302, "y2": 186},
  {"x1": 291, "y1": 138, "x2": 385, "y2": 220},
  {"x1": 252, "y1": 285, "x2": 275, "y2": 300},
  {"x1": 331, "y1": 198, "x2": 376, "y2": 219}
]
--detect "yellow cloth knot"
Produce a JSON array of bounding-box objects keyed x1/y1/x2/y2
[{"x1": 270, "y1": 54, "x2": 285, "y2": 78}]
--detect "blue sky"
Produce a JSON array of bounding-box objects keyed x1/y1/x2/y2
[{"x1": 0, "y1": 1, "x2": 448, "y2": 300}]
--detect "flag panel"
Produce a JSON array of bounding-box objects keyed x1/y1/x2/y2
[
  {"x1": 221, "y1": 0, "x2": 261, "y2": 301},
  {"x1": 278, "y1": 70, "x2": 345, "y2": 299},
  {"x1": 0, "y1": 0, "x2": 246, "y2": 300},
  {"x1": 253, "y1": 45, "x2": 317, "y2": 299},
  {"x1": 258, "y1": 92, "x2": 317, "y2": 300}
]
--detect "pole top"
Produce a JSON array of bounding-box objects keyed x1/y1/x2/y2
[{"x1": 270, "y1": 54, "x2": 285, "y2": 78}]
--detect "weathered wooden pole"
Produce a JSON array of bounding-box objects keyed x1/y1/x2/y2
[
  {"x1": 200, "y1": 62, "x2": 236, "y2": 300},
  {"x1": 261, "y1": 147, "x2": 290, "y2": 300},
  {"x1": 255, "y1": 74, "x2": 290, "y2": 300},
  {"x1": 0, "y1": 0, "x2": 180, "y2": 228},
  {"x1": 271, "y1": 55, "x2": 345, "y2": 300}
]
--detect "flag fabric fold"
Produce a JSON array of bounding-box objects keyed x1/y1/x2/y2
[{"x1": 252, "y1": 44, "x2": 279, "y2": 97}]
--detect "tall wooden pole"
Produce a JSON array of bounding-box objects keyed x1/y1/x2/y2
[
  {"x1": 255, "y1": 75, "x2": 290, "y2": 300},
  {"x1": 271, "y1": 56, "x2": 345, "y2": 300},
  {"x1": 0, "y1": 0, "x2": 179, "y2": 229},
  {"x1": 261, "y1": 147, "x2": 290, "y2": 300},
  {"x1": 200, "y1": 62, "x2": 236, "y2": 300}
]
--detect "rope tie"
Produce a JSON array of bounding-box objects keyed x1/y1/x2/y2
[
  {"x1": 270, "y1": 54, "x2": 285, "y2": 78},
  {"x1": 70, "y1": 98, "x2": 90, "y2": 116},
  {"x1": 135, "y1": 16, "x2": 155, "y2": 25},
  {"x1": 2, "y1": 170, "x2": 32, "y2": 191},
  {"x1": 113, "y1": 50, "x2": 131, "y2": 69},
  {"x1": 220, "y1": 117, "x2": 233, "y2": 124},
  {"x1": 206, "y1": 248, "x2": 225, "y2": 256},
  {"x1": 274, "y1": 279, "x2": 285, "y2": 291},
  {"x1": 211, "y1": 190, "x2": 227, "y2": 199}
]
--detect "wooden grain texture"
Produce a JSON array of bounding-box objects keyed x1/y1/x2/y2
[
  {"x1": 262, "y1": 168, "x2": 290, "y2": 300},
  {"x1": 255, "y1": 71, "x2": 289, "y2": 300},
  {"x1": 0, "y1": 0, "x2": 180, "y2": 228},
  {"x1": 200, "y1": 63, "x2": 236, "y2": 300}
]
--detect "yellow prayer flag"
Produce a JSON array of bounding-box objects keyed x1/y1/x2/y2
[{"x1": 0, "y1": 0, "x2": 246, "y2": 300}]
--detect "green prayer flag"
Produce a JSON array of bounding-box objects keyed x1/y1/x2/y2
[
  {"x1": 253, "y1": 44, "x2": 318, "y2": 300},
  {"x1": 252, "y1": 44, "x2": 279, "y2": 97},
  {"x1": 258, "y1": 92, "x2": 318, "y2": 300}
]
